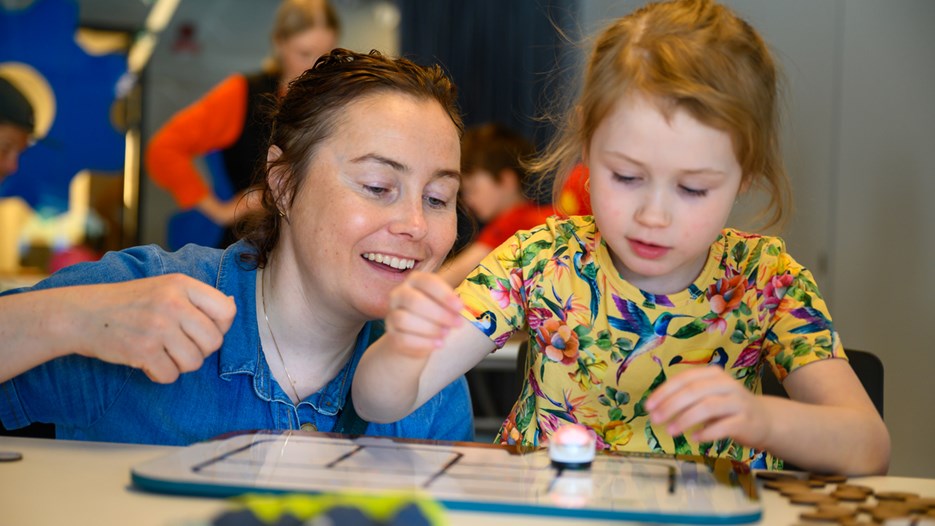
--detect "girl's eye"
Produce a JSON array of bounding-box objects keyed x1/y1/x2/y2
[
  {"x1": 612, "y1": 172, "x2": 640, "y2": 184},
  {"x1": 679, "y1": 185, "x2": 708, "y2": 197}
]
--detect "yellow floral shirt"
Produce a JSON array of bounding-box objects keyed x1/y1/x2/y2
[{"x1": 456, "y1": 216, "x2": 845, "y2": 469}]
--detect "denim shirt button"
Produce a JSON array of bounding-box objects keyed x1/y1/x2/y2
[{"x1": 300, "y1": 423, "x2": 317, "y2": 432}]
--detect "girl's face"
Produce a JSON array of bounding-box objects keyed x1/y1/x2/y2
[
  {"x1": 276, "y1": 25, "x2": 337, "y2": 83},
  {"x1": 586, "y1": 94, "x2": 743, "y2": 295},
  {"x1": 276, "y1": 93, "x2": 461, "y2": 321}
]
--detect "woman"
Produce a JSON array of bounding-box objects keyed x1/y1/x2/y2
[
  {"x1": 0, "y1": 49, "x2": 472, "y2": 446},
  {"x1": 145, "y1": 0, "x2": 339, "y2": 247}
]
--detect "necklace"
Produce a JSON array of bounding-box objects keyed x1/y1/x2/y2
[{"x1": 260, "y1": 267, "x2": 302, "y2": 404}]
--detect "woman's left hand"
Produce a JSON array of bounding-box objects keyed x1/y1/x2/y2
[{"x1": 645, "y1": 366, "x2": 773, "y2": 449}]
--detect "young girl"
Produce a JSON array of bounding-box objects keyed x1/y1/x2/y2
[{"x1": 353, "y1": 0, "x2": 890, "y2": 475}]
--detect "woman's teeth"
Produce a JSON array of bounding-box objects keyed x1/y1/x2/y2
[{"x1": 363, "y1": 253, "x2": 415, "y2": 270}]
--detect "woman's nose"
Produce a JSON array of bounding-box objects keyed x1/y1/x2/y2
[{"x1": 389, "y1": 197, "x2": 428, "y2": 239}]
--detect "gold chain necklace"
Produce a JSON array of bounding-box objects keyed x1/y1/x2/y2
[{"x1": 260, "y1": 267, "x2": 302, "y2": 404}]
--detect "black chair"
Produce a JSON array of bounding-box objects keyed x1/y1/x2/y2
[
  {"x1": 761, "y1": 349, "x2": 884, "y2": 419},
  {"x1": 1, "y1": 422, "x2": 55, "y2": 439}
]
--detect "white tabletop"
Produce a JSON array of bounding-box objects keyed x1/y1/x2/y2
[{"x1": 1, "y1": 436, "x2": 933, "y2": 526}]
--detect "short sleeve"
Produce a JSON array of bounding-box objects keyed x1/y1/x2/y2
[
  {"x1": 455, "y1": 233, "x2": 531, "y2": 348},
  {"x1": 764, "y1": 252, "x2": 845, "y2": 382}
]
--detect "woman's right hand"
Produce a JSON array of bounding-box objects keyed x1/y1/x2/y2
[
  {"x1": 382, "y1": 271, "x2": 464, "y2": 360},
  {"x1": 68, "y1": 274, "x2": 237, "y2": 383},
  {"x1": 1, "y1": 275, "x2": 236, "y2": 384}
]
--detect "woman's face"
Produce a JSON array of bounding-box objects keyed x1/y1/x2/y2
[
  {"x1": 277, "y1": 92, "x2": 461, "y2": 320},
  {"x1": 276, "y1": 25, "x2": 337, "y2": 83}
]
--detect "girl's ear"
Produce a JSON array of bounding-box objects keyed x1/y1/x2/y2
[{"x1": 266, "y1": 145, "x2": 291, "y2": 215}]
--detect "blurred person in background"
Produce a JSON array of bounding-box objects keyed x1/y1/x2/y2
[
  {"x1": 146, "y1": 0, "x2": 339, "y2": 248},
  {"x1": 0, "y1": 75, "x2": 34, "y2": 183},
  {"x1": 439, "y1": 123, "x2": 591, "y2": 287}
]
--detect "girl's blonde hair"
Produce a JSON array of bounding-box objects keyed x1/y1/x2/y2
[
  {"x1": 538, "y1": 0, "x2": 790, "y2": 228},
  {"x1": 263, "y1": 0, "x2": 341, "y2": 75}
]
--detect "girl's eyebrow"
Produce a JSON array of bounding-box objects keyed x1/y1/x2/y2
[
  {"x1": 606, "y1": 151, "x2": 727, "y2": 177},
  {"x1": 604, "y1": 150, "x2": 648, "y2": 170}
]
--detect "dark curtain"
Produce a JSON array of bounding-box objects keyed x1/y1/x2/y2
[
  {"x1": 398, "y1": 1, "x2": 579, "y2": 249},
  {"x1": 397, "y1": 0, "x2": 579, "y2": 165}
]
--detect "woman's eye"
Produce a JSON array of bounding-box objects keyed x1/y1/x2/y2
[
  {"x1": 363, "y1": 185, "x2": 390, "y2": 197},
  {"x1": 424, "y1": 195, "x2": 450, "y2": 209},
  {"x1": 679, "y1": 185, "x2": 708, "y2": 197}
]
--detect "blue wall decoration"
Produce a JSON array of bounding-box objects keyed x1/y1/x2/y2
[{"x1": 0, "y1": 0, "x2": 126, "y2": 216}]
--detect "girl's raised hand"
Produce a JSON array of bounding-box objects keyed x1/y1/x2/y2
[
  {"x1": 645, "y1": 366, "x2": 774, "y2": 450},
  {"x1": 382, "y1": 271, "x2": 463, "y2": 359}
]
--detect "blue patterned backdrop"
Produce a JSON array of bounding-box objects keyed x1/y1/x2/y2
[{"x1": 0, "y1": 0, "x2": 126, "y2": 215}]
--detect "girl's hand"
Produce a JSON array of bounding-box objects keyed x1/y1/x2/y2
[
  {"x1": 382, "y1": 271, "x2": 463, "y2": 360},
  {"x1": 645, "y1": 366, "x2": 773, "y2": 449}
]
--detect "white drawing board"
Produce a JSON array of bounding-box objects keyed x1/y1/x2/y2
[{"x1": 131, "y1": 431, "x2": 761, "y2": 524}]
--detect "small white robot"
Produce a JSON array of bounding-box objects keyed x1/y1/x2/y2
[{"x1": 548, "y1": 423, "x2": 596, "y2": 470}]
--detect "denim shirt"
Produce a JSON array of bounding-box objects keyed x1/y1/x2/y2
[{"x1": 0, "y1": 242, "x2": 473, "y2": 445}]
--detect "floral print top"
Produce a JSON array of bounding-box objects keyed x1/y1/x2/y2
[{"x1": 456, "y1": 215, "x2": 845, "y2": 469}]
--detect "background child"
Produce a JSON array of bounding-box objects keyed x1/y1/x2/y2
[
  {"x1": 439, "y1": 123, "x2": 553, "y2": 287},
  {"x1": 146, "y1": 0, "x2": 339, "y2": 248},
  {"x1": 353, "y1": 0, "x2": 889, "y2": 475}
]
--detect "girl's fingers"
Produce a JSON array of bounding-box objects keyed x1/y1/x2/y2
[
  {"x1": 691, "y1": 414, "x2": 746, "y2": 443},
  {"x1": 385, "y1": 307, "x2": 452, "y2": 340},
  {"x1": 646, "y1": 366, "x2": 723, "y2": 410},
  {"x1": 406, "y1": 271, "x2": 464, "y2": 314},
  {"x1": 649, "y1": 369, "x2": 735, "y2": 422},
  {"x1": 663, "y1": 394, "x2": 739, "y2": 436},
  {"x1": 389, "y1": 274, "x2": 463, "y2": 329}
]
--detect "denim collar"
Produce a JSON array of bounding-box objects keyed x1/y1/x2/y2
[{"x1": 213, "y1": 241, "x2": 372, "y2": 416}]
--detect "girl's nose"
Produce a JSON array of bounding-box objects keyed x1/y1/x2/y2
[{"x1": 634, "y1": 190, "x2": 671, "y2": 228}]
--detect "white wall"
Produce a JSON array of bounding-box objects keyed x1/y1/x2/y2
[
  {"x1": 580, "y1": 0, "x2": 935, "y2": 477},
  {"x1": 829, "y1": 0, "x2": 935, "y2": 478}
]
